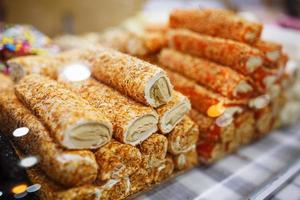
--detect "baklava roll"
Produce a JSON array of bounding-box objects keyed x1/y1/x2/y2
[
  {"x1": 167, "y1": 116, "x2": 199, "y2": 155},
  {"x1": 0, "y1": 73, "x2": 13, "y2": 91},
  {"x1": 159, "y1": 48, "x2": 254, "y2": 99},
  {"x1": 94, "y1": 140, "x2": 142, "y2": 181},
  {"x1": 156, "y1": 91, "x2": 191, "y2": 134},
  {"x1": 255, "y1": 105, "x2": 273, "y2": 137},
  {"x1": 153, "y1": 156, "x2": 174, "y2": 183},
  {"x1": 8, "y1": 55, "x2": 63, "y2": 82},
  {"x1": 251, "y1": 66, "x2": 280, "y2": 92},
  {"x1": 60, "y1": 78, "x2": 158, "y2": 146},
  {"x1": 234, "y1": 111, "x2": 255, "y2": 145},
  {"x1": 189, "y1": 109, "x2": 235, "y2": 144},
  {"x1": 172, "y1": 148, "x2": 198, "y2": 171},
  {"x1": 166, "y1": 69, "x2": 245, "y2": 115},
  {"x1": 15, "y1": 74, "x2": 112, "y2": 149},
  {"x1": 129, "y1": 168, "x2": 152, "y2": 194},
  {"x1": 168, "y1": 29, "x2": 264, "y2": 75},
  {"x1": 169, "y1": 9, "x2": 262, "y2": 44},
  {"x1": 254, "y1": 40, "x2": 282, "y2": 68},
  {"x1": 0, "y1": 90, "x2": 98, "y2": 187},
  {"x1": 139, "y1": 133, "x2": 168, "y2": 161},
  {"x1": 83, "y1": 46, "x2": 173, "y2": 107},
  {"x1": 27, "y1": 167, "x2": 131, "y2": 200}
]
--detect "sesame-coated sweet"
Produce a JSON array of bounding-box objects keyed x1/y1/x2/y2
[
  {"x1": 167, "y1": 115, "x2": 199, "y2": 155},
  {"x1": 168, "y1": 29, "x2": 264, "y2": 75},
  {"x1": 169, "y1": 9, "x2": 262, "y2": 44},
  {"x1": 253, "y1": 40, "x2": 282, "y2": 68},
  {"x1": 94, "y1": 140, "x2": 142, "y2": 181},
  {"x1": 61, "y1": 78, "x2": 158, "y2": 146},
  {"x1": 0, "y1": 90, "x2": 98, "y2": 187},
  {"x1": 139, "y1": 133, "x2": 168, "y2": 160},
  {"x1": 159, "y1": 48, "x2": 254, "y2": 99},
  {"x1": 156, "y1": 91, "x2": 191, "y2": 134},
  {"x1": 15, "y1": 74, "x2": 112, "y2": 149}
]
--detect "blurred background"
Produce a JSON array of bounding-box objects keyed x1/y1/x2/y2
[{"x1": 1, "y1": 0, "x2": 300, "y2": 36}]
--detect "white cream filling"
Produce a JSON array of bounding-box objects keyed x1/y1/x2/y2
[
  {"x1": 245, "y1": 32, "x2": 256, "y2": 42},
  {"x1": 62, "y1": 121, "x2": 112, "y2": 149},
  {"x1": 124, "y1": 114, "x2": 158, "y2": 146},
  {"x1": 177, "y1": 154, "x2": 186, "y2": 169},
  {"x1": 246, "y1": 56, "x2": 263, "y2": 72},
  {"x1": 266, "y1": 51, "x2": 280, "y2": 62},
  {"x1": 215, "y1": 106, "x2": 243, "y2": 128},
  {"x1": 248, "y1": 94, "x2": 270, "y2": 109},
  {"x1": 145, "y1": 71, "x2": 173, "y2": 107}
]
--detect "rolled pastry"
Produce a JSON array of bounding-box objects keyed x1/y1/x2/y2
[
  {"x1": 153, "y1": 156, "x2": 174, "y2": 183},
  {"x1": 234, "y1": 111, "x2": 255, "y2": 145},
  {"x1": 167, "y1": 116, "x2": 199, "y2": 155},
  {"x1": 169, "y1": 9, "x2": 262, "y2": 44},
  {"x1": 159, "y1": 48, "x2": 254, "y2": 99},
  {"x1": 139, "y1": 133, "x2": 168, "y2": 161},
  {"x1": 0, "y1": 73, "x2": 13, "y2": 91},
  {"x1": 156, "y1": 91, "x2": 191, "y2": 134},
  {"x1": 94, "y1": 140, "x2": 142, "y2": 181},
  {"x1": 165, "y1": 69, "x2": 246, "y2": 114},
  {"x1": 172, "y1": 148, "x2": 198, "y2": 171},
  {"x1": 60, "y1": 78, "x2": 158, "y2": 146},
  {"x1": 88, "y1": 46, "x2": 173, "y2": 107},
  {"x1": 8, "y1": 46, "x2": 174, "y2": 108},
  {"x1": 0, "y1": 90, "x2": 98, "y2": 187},
  {"x1": 254, "y1": 40, "x2": 282, "y2": 68},
  {"x1": 15, "y1": 74, "x2": 112, "y2": 149},
  {"x1": 168, "y1": 29, "x2": 264, "y2": 75},
  {"x1": 197, "y1": 142, "x2": 225, "y2": 164},
  {"x1": 26, "y1": 167, "x2": 131, "y2": 200},
  {"x1": 255, "y1": 105, "x2": 274, "y2": 137}
]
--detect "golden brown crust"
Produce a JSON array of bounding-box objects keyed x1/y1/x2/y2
[
  {"x1": 172, "y1": 148, "x2": 198, "y2": 171},
  {"x1": 159, "y1": 48, "x2": 254, "y2": 99},
  {"x1": 139, "y1": 133, "x2": 168, "y2": 160},
  {"x1": 168, "y1": 29, "x2": 264, "y2": 75},
  {"x1": 169, "y1": 9, "x2": 262, "y2": 44},
  {"x1": 0, "y1": 90, "x2": 98, "y2": 187},
  {"x1": 15, "y1": 74, "x2": 112, "y2": 149},
  {"x1": 94, "y1": 140, "x2": 142, "y2": 181},
  {"x1": 167, "y1": 116, "x2": 199, "y2": 155},
  {"x1": 0, "y1": 73, "x2": 13, "y2": 91}
]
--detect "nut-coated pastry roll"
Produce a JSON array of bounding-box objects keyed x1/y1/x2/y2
[
  {"x1": 156, "y1": 91, "x2": 191, "y2": 134},
  {"x1": 255, "y1": 105, "x2": 273, "y2": 137},
  {"x1": 94, "y1": 140, "x2": 142, "y2": 181},
  {"x1": 166, "y1": 69, "x2": 246, "y2": 115},
  {"x1": 168, "y1": 29, "x2": 264, "y2": 75},
  {"x1": 15, "y1": 74, "x2": 112, "y2": 149},
  {"x1": 167, "y1": 116, "x2": 199, "y2": 155},
  {"x1": 169, "y1": 9, "x2": 262, "y2": 44},
  {"x1": 27, "y1": 167, "x2": 131, "y2": 200},
  {"x1": 139, "y1": 133, "x2": 168, "y2": 160},
  {"x1": 129, "y1": 168, "x2": 154, "y2": 194},
  {"x1": 83, "y1": 46, "x2": 173, "y2": 107},
  {"x1": 254, "y1": 40, "x2": 282, "y2": 68},
  {"x1": 8, "y1": 55, "x2": 64, "y2": 82},
  {"x1": 153, "y1": 155, "x2": 174, "y2": 183},
  {"x1": 189, "y1": 109, "x2": 235, "y2": 143},
  {"x1": 0, "y1": 73, "x2": 13, "y2": 91},
  {"x1": 60, "y1": 78, "x2": 158, "y2": 146},
  {"x1": 159, "y1": 48, "x2": 254, "y2": 99},
  {"x1": 251, "y1": 66, "x2": 281, "y2": 92},
  {"x1": 172, "y1": 148, "x2": 198, "y2": 171},
  {"x1": 0, "y1": 90, "x2": 98, "y2": 187},
  {"x1": 234, "y1": 111, "x2": 255, "y2": 145}
]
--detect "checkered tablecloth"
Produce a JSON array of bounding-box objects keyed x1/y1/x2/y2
[{"x1": 138, "y1": 124, "x2": 300, "y2": 200}]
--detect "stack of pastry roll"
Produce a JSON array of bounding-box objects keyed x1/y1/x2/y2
[
  {"x1": 5, "y1": 45, "x2": 199, "y2": 199},
  {"x1": 96, "y1": 9, "x2": 289, "y2": 163}
]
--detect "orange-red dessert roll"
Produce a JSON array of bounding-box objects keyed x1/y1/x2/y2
[
  {"x1": 59, "y1": 78, "x2": 159, "y2": 146},
  {"x1": 165, "y1": 69, "x2": 246, "y2": 115},
  {"x1": 94, "y1": 140, "x2": 142, "y2": 181},
  {"x1": 168, "y1": 29, "x2": 264, "y2": 75},
  {"x1": 172, "y1": 148, "x2": 198, "y2": 171},
  {"x1": 169, "y1": 9, "x2": 262, "y2": 44},
  {"x1": 15, "y1": 74, "x2": 112, "y2": 149},
  {"x1": 159, "y1": 48, "x2": 254, "y2": 99},
  {"x1": 167, "y1": 116, "x2": 199, "y2": 155},
  {"x1": 234, "y1": 111, "x2": 255, "y2": 145},
  {"x1": 255, "y1": 105, "x2": 274, "y2": 137},
  {"x1": 156, "y1": 91, "x2": 191, "y2": 134},
  {"x1": 254, "y1": 40, "x2": 283, "y2": 68},
  {"x1": 0, "y1": 90, "x2": 98, "y2": 187}
]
